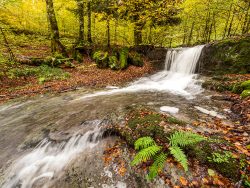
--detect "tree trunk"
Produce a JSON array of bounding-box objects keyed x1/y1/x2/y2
[
  {"x1": 87, "y1": 1, "x2": 92, "y2": 43},
  {"x1": 0, "y1": 27, "x2": 15, "y2": 61},
  {"x1": 227, "y1": 7, "x2": 235, "y2": 37},
  {"x1": 114, "y1": 19, "x2": 118, "y2": 45},
  {"x1": 134, "y1": 22, "x2": 143, "y2": 46},
  {"x1": 188, "y1": 22, "x2": 195, "y2": 45},
  {"x1": 223, "y1": 3, "x2": 233, "y2": 39},
  {"x1": 45, "y1": 0, "x2": 67, "y2": 56},
  {"x1": 242, "y1": 1, "x2": 250, "y2": 34},
  {"x1": 77, "y1": 0, "x2": 84, "y2": 45},
  {"x1": 107, "y1": 18, "x2": 110, "y2": 48},
  {"x1": 213, "y1": 12, "x2": 217, "y2": 40}
]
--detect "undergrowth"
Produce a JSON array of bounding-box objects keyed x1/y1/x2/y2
[
  {"x1": 6, "y1": 64, "x2": 70, "y2": 83},
  {"x1": 131, "y1": 131, "x2": 206, "y2": 180}
]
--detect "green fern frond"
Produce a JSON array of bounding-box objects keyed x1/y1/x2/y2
[
  {"x1": 169, "y1": 146, "x2": 188, "y2": 172},
  {"x1": 131, "y1": 145, "x2": 162, "y2": 166},
  {"x1": 169, "y1": 131, "x2": 205, "y2": 147},
  {"x1": 134, "y1": 136, "x2": 156, "y2": 150},
  {"x1": 147, "y1": 152, "x2": 167, "y2": 180}
]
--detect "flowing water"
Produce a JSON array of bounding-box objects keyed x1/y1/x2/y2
[
  {"x1": 74, "y1": 45, "x2": 204, "y2": 101},
  {"x1": 0, "y1": 45, "x2": 231, "y2": 188}
]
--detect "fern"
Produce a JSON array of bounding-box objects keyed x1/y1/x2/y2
[
  {"x1": 169, "y1": 131, "x2": 205, "y2": 147},
  {"x1": 131, "y1": 145, "x2": 162, "y2": 166},
  {"x1": 147, "y1": 152, "x2": 167, "y2": 180},
  {"x1": 169, "y1": 146, "x2": 188, "y2": 172},
  {"x1": 134, "y1": 137, "x2": 156, "y2": 150}
]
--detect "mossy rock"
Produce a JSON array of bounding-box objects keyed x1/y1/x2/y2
[
  {"x1": 128, "y1": 52, "x2": 144, "y2": 67},
  {"x1": 166, "y1": 116, "x2": 186, "y2": 125},
  {"x1": 128, "y1": 113, "x2": 162, "y2": 130},
  {"x1": 188, "y1": 141, "x2": 241, "y2": 182},
  {"x1": 232, "y1": 83, "x2": 244, "y2": 94},
  {"x1": 119, "y1": 47, "x2": 129, "y2": 70},
  {"x1": 108, "y1": 55, "x2": 119, "y2": 70},
  {"x1": 232, "y1": 80, "x2": 250, "y2": 94},
  {"x1": 241, "y1": 80, "x2": 250, "y2": 90},
  {"x1": 92, "y1": 51, "x2": 109, "y2": 68},
  {"x1": 201, "y1": 37, "x2": 250, "y2": 75},
  {"x1": 241, "y1": 90, "x2": 250, "y2": 98}
]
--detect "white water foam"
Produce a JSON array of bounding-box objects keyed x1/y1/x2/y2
[
  {"x1": 3, "y1": 127, "x2": 102, "y2": 188},
  {"x1": 74, "y1": 45, "x2": 204, "y2": 101}
]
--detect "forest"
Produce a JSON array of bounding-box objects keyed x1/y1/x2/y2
[{"x1": 0, "y1": 0, "x2": 250, "y2": 188}]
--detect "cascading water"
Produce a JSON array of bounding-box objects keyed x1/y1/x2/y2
[
  {"x1": 75, "y1": 45, "x2": 205, "y2": 101},
  {"x1": 2, "y1": 126, "x2": 103, "y2": 188}
]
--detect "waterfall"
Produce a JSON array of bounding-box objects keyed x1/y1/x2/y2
[
  {"x1": 165, "y1": 46, "x2": 204, "y2": 74},
  {"x1": 2, "y1": 127, "x2": 103, "y2": 188},
  {"x1": 74, "y1": 45, "x2": 205, "y2": 101}
]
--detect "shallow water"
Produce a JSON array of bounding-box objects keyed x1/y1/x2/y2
[{"x1": 0, "y1": 45, "x2": 232, "y2": 187}]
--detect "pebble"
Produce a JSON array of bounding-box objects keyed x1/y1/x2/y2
[{"x1": 243, "y1": 132, "x2": 249, "y2": 137}]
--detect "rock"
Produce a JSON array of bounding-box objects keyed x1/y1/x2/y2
[
  {"x1": 243, "y1": 132, "x2": 249, "y2": 137},
  {"x1": 49, "y1": 132, "x2": 71, "y2": 142},
  {"x1": 106, "y1": 86, "x2": 119, "y2": 89},
  {"x1": 119, "y1": 47, "x2": 129, "y2": 70},
  {"x1": 160, "y1": 106, "x2": 179, "y2": 114},
  {"x1": 241, "y1": 89, "x2": 250, "y2": 98},
  {"x1": 194, "y1": 106, "x2": 226, "y2": 119},
  {"x1": 211, "y1": 95, "x2": 230, "y2": 101}
]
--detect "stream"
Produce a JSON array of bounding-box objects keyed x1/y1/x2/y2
[{"x1": 0, "y1": 46, "x2": 233, "y2": 188}]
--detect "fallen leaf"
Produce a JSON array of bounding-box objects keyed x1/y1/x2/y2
[{"x1": 179, "y1": 176, "x2": 188, "y2": 186}]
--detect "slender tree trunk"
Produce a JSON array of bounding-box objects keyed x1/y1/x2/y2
[
  {"x1": 0, "y1": 27, "x2": 15, "y2": 61},
  {"x1": 242, "y1": 1, "x2": 250, "y2": 34},
  {"x1": 208, "y1": 23, "x2": 213, "y2": 42},
  {"x1": 148, "y1": 26, "x2": 152, "y2": 44},
  {"x1": 92, "y1": 13, "x2": 96, "y2": 43},
  {"x1": 227, "y1": 7, "x2": 235, "y2": 37},
  {"x1": 169, "y1": 38, "x2": 172, "y2": 48},
  {"x1": 188, "y1": 22, "x2": 195, "y2": 45},
  {"x1": 77, "y1": 0, "x2": 84, "y2": 45},
  {"x1": 213, "y1": 12, "x2": 217, "y2": 40},
  {"x1": 107, "y1": 18, "x2": 110, "y2": 48},
  {"x1": 223, "y1": 3, "x2": 233, "y2": 39},
  {"x1": 87, "y1": 0, "x2": 92, "y2": 43},
  {"x1": 134, "y1": 22, "x2": 143, "y2": 46},
  {"x1": 45, "y1": 0, "x2": 67, "y2": 56},
  {"x1": 114, "y1": 19, "x2": 118, "y2": 45}
]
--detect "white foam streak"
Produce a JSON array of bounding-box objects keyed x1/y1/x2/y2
[{"x1": 3, "y1": 128, "x2": 102, "y2": 188}]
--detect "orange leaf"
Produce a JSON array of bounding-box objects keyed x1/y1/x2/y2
[{"x1": 179, "y1": 176, "x2": 188, "y2": 186}]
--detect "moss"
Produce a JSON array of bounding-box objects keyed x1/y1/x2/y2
[
  {"x1": 92, "y1": 51, "x2": 109, "y2": 68},
  {"x1": 128, "y1": 113, "x2": 162, "y2": 130},
  {"x1": 204, "y1": 37, "x2": 250, "y2": 75},
  {"x1": 188, "y1": 141, "x2": 241, "y2": 182},
  {"x1": 166, "y1": 116, "x2": 186, "y2": 125},
  {"x1": 119, "y1": 47, "x2": 129, "y2": 70},
  {"x1": 232, "y1": 83, "x2": 244, "y2": 94},
  {"x1": 108, "y1": 55, "x2": 119, "y2": 70},
  {"x1": 241, "y1": 90, "x2": 250, "y2": 98},
  {"x1": 241, "y1": 80, "x2": 250, "y2": 90},
  {"x1": 128, "y1": 52, "x2": 144, "y2": 67}
]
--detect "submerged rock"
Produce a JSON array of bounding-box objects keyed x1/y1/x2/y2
[
  {"x1": 160, "y1": 106, "x2": 179, "y2": 114},
  {"x1": 194, "y1": 106, "x2": 226, "y2": 119}
]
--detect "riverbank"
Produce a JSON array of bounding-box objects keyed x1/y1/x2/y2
[{"x1": 0, "y1": 59, "x2": 155, "y2": 103}]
